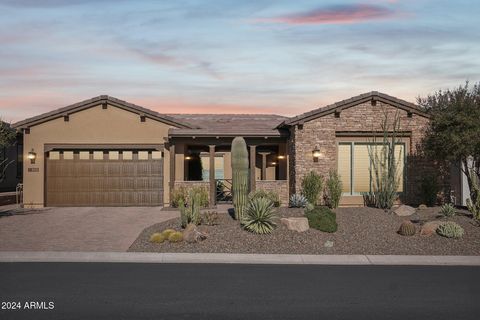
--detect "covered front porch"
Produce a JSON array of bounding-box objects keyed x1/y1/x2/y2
[{"x1": 168, "y1": 136, "x2": 289, "y2": 206}]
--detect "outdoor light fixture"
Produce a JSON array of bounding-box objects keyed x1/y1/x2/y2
[
  {"x1": 28, "y1": 149, "x2": 36, "y2": 164},
  {"x1": 277, "y1": 155, "x2": 285, "y2": 160},
  {"x1": 312, "y1": 146, "x2": 322, "y2": 162},
  {"x1": 271, "y1": 162, "x2": 277, "y2": 166},
  {"x1": 185, "y1": 156, "x2": 192, "y2": 160}
]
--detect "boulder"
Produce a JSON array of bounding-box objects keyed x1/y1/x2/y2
[
  {"x1": 418, "y1": 204, "x2": 428, "y2": 210},
  {"x1": 420, "y1": 221, "x2": 444, "y2": 237},
  {"x1": 183, "y1": 223, "x2": 208, "y2": 243},
  {"x1": 394, "y1": 205, "x2": 416, "y2": 217},
  {"x1": 280, "y1": 217, "x2": 309, "y2": 232}
]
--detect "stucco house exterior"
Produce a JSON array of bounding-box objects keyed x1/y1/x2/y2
[{"x1": 12, "y1": 91, "x2": 435, "y2": 208}]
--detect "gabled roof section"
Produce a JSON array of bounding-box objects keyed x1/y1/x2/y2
[
  {"x1": 280, "y1": 91, "x2": 430, "y2": 127},
  {"x1": 12, "y1": 95, "x2": 197, "y2": 129}
]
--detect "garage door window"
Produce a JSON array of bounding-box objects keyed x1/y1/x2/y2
[
  {"x1": 122, "y1": 151, "x2": 133, "y2": 160},
  {"x1": 109, "y1": 151, "x2": 119, "y2": 160},
  {"x1": 79, "y1": 151, "x2": 90, "y2": 160}
]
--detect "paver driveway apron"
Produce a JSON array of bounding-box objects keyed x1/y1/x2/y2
[{"x1": 0, "y1": 207, "x2": 177, "y2": 252}]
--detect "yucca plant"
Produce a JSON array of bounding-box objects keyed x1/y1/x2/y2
[
  {"x1": 439, "y1": 203, "x2": 456, "y2": 218},
  {"x1": 242, "y1": 197, "x2": 277, "y2": 234}
]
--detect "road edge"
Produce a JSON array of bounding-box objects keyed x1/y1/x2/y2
[{"x1": 0, "y1": 252, "x2": 479, "y2": 266}]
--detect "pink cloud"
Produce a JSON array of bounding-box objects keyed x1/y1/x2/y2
[{"x1": 257, "y1": 4, "x2": 397, "y2": 25}]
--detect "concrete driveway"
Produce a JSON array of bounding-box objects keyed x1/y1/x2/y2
[{"x1": 0, "y1": 206, "x2": 178, "y2": 252}]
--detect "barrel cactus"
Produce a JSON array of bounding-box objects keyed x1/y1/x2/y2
[
  {"x1": 398, "y1": 220, "x2": 416, "y2": 236},
  {"x1": 231, "y1": 137, "x2": 249, "y2": 221}
]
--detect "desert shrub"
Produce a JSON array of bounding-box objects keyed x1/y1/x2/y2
[
  {"x1": 420, "y1": 175, "x2": 440, "y2": 206},
  {"x1": 149, "y1": 232, "x2": 166, "y2": 243},
  {"x1": 201, "y1": 211, "x2": 219, "y2": 226},
  {"x1": 439, "y1": 203, "x2": 456, "y2": 218},
  {"x1": 301, "y1": 171, "x2": 324, "y2": 205},
  {"x1": 171, "y1": 185, "x2": 209, "y2": 208},
  {"x1": 161, "y1": 229, "x2": 176, "y2": 239},
  {"x1": 305, "y1": 206, "x2": 337, "y2": 233},
  {"x1": 324, "y1": 170, "x2": 343, "y2": 209},
  {"x1": 366, "y1": 110, "x2": 402, "y2": 209},
  {"x1": 437, "y1": 222, "x2": 464, "y2": 238},
  {"x1": 168, "y1": 231, "x2": 183, "y2": 242},
  {"x1": 242, "y1": 197, "x2": 277, "y2": 234},
  {"x1": 248, "y1": 189, "x2": 281, "y2": 207},
  {"x1": 289, "y1": 194, "x2": 308, "y2": 208}
]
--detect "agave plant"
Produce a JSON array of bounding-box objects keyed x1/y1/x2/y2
[
  {"x1": 242, "y1": 197, "x2": 277, "y2": 234},
  {"x1": 289, "y1": 194, "x2": 308, "y2": 208},
  {"x1": 439, "y1": 203, "x2": 456, "y2": 218}
]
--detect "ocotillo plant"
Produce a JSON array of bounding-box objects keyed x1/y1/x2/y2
[{"x1": 231, "y1": 137, "x2": 249, "y2": 221}]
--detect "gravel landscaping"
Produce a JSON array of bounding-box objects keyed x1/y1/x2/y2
[{"x1": 128, "y1": 206, "x2": 480, "y2": 255}]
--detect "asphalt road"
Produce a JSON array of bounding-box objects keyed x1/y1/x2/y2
[{"x1": 0, "y1": 263, "x2": 479, "y2": 320}]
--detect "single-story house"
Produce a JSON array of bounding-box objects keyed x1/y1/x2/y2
[{"x1": 12, "y1": 91, "x2": 436, "y2": 208}]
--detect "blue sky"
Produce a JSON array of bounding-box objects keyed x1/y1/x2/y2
[{"x1": 1, "y1": 0, "x2": 479, "y2": 121}]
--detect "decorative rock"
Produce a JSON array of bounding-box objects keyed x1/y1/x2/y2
[
  {"x1": 280, "y1": 217, "x2": 309, "y2": 232},
  {"x1": 324, "y1": 240, "x2": 334, "y2": 248},
  {"x1": 394, "y1": 205, "x2": 416, "y2": 217},
  {"x1": 183, "y1": 223, "x2": 207, "y2": 243},
  {"x1": 420, "y1": 221, "x2": 444, "y2": 237},
  {"x1": 418, "y1": 204, "x2": 428, "y2": 210}
]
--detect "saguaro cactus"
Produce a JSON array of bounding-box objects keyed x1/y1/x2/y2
[{"x1": 231, "y1": 137, "x2": 249, "y2": 221}]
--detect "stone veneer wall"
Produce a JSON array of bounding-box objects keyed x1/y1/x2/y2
[
  {"x1": 288, "y1": 101, "x2": 442, "y2": 205},
  {"x1": 255, "y1": 180, "x2": 289, "y2": 206}
]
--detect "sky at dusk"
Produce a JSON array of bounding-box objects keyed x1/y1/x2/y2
[{"x1": 1, "y1": 0, "x2": 479, "y2": 122}]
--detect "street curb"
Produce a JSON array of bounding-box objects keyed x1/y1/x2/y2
[{"x1": 0, "y1": 252, "x2": 479, "y2": 266}]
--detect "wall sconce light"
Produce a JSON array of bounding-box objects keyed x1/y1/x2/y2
[
  {"x1": 271, "y1": 162, "x2": 277, "y2": 166},
  {"x1": 312, "y1": 146, "x2": 323, "y2": 162},
  {"x1": 28, "y1": 149, "x2": 37, "y2": 164},
  {"x1": 185, "y1": 156, "x2": 192, "y2": 160},
  {"x1": 277, "y1": 155, "x2": 285, "y2": 160}
]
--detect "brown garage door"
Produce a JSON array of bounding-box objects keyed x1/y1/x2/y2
[{"x1": 46, "y1": 150, "x2": 163, "y2": 206}]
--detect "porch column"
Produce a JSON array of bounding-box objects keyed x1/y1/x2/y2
[
  {"x1": 169, "y1": 143, "x2": 175, "y2": 206},
  {"x1": 249, "y1": 145, "x2": 256, "y2": 192},
  {"x1": 209, "y1": 145, "x2": 216, "y2": 207},
  {"x1": 259, "y1": 152, "x2": 270, "y2": 180}
]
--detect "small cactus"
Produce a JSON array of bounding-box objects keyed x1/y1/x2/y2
[
  {"x1": 179, "y1": 190, "x2": 201, "y2": 228},
  {"x1": 168, "y1": 231, "x2": 183, "y2": 242},
  {"x1": 161, "y1": 229, "x2": 176, "y2": 239},
  {"x1": 231, "y1": 137, "x2": 249, "y2": 221},
  {"x1": 398, "y1": 220, "x2": 416, "y2": 236},
  {"x1": 149, "y1": 233, "x2": 165, "y2": 243},
  {"x1": 437, "y1": 222, "x2": 464, "y2": 238}
]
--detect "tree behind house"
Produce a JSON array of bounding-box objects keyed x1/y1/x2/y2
[
  {"x1": 0, "y1": 120, "x2": 17, "y2": 184},
  {"x1": 418, "y1": 82, "x2": 480, "y2": 216}
]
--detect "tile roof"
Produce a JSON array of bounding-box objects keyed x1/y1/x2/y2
[{"x1": 167, "y1": 114, "x2": 288, "y2": 137}]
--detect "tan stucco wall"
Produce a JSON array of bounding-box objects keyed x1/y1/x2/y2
[{"x1": 23, "y1": 104, "x2": 173, "y2": 207}]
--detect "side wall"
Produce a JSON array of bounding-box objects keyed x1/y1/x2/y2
[
  {"x1": 289, "y1": 101, "x2": 434, "y2": 206},
  {"x1": 22, "y1": 104, "x2": 173, "y2": 207}
]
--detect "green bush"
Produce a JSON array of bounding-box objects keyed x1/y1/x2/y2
[
  {"x1": 248, "y1": 189, "x2": 281, "y2": 207},
  {"x1": 305, "y1": 206, "x2": 337, "y2": 233},
  {"x1": 324, "y1": 170, "x2": 343, "y2": 209},
  {"x1": 437, "y1": 222, "x2": 464, "y2": 239},
  {"x1": 168, "y1": 231, "x2": 184, "y2": 242},
  {"x1": 420, "y1": 175, "x2": 440, "y2": 206},
  {"x1": 242, "y1": 197, "x2": 277, "y2": 234},
  {"x1": 149, "y1": 232, "x2": 166, "y2": 243},
  {"x1": 301, "y1": 171, "x2": 324, "y2": 205},
  {"x1": 439, "y1": 203, "x2": 456, "y2": 218},
  {"x1": 171, "y1": 185, "x2": 209, "y2": 208}
]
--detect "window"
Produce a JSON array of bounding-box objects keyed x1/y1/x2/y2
[
  {"x1": 338, "y1": 142, "x2": 405, "y2": 195},
  {"x1": 201, "y1": 155, "x2": 224, "y2": 181}
]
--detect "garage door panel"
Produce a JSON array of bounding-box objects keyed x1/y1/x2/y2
[{"x1": 46, "y1": 150, "x2": 163, "y2": 206}]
